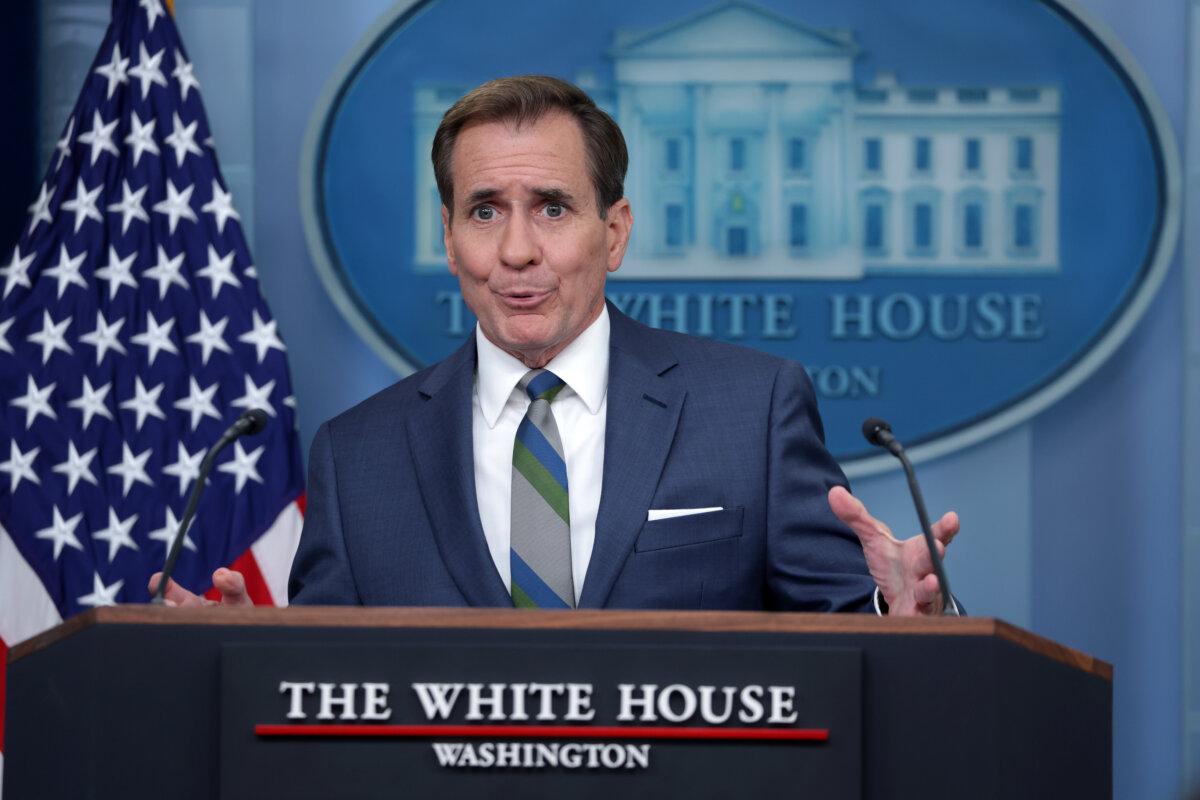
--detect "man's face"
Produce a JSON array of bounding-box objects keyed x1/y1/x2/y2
[{"x1": 442, "y1": 111, "x2": 632, "y2": 368}]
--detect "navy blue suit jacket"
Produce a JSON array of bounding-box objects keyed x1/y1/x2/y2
[{"x1": 289, "y1": 306, "x2": 875, "y2": 611}]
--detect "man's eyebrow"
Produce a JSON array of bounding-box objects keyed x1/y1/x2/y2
[
  {"x1": 532, "y1": 187, "x2": 578, "y2": 205},
  {"x1": 464, "y1": 188, "x2": 499, "y2": 206},
  {"x1": 462, "y1": 187, "x2": 580, "y2": 207}
]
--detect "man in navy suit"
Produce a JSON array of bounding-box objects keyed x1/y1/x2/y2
[{"x1": 154, "y1": 76, "x2": 958, "y2": 615}]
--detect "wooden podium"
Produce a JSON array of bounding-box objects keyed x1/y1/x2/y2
[{"x1": 4, "y1": 607, "x2": 1110, "y2": 799}]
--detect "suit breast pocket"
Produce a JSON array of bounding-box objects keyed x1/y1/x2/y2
[{"x1": 634, "y1": 507, "x2": 744, "y2": 552}]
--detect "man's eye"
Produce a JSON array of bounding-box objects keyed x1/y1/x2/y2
[
  {"x1": 544, "y1": 203, "x2": 565, "y2": 218},
  {"x1": 472, "y1": 206, "x2": 495, "y2": 221}
]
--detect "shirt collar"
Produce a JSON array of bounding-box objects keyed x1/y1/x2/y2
[{"x1": 475, "y1": 306, "x2": 610, "y2": 428}]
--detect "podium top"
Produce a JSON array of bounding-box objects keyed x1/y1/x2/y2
[{"x1": 8, "y1": 605, "x2": 1111, "y2": 680}]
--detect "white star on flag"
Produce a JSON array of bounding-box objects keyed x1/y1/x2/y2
[
  {"x1": 26, "y1": 182, "x2": 54, "y2": 235},
  {"x1": 94, "y1": 245, "x2": 139, "y2": 298},
  {"x1": 218, "y1": 440, "x2": 265, "y2": 493},
  {"x1": 0, "y1": 441, "x2": 40, "y2": 492},
  {"x1": 77, "y1": 110, "x2": 120, "y2": 166},
  {"x1": 143, "y1": 245, "x2": 189, "y2": 299},
  {"x1": 238, "y1": 310, "x2": 287, "y2": 363},
  {"x1": 54, "y1": 116, "x2": 74, "y2": 169},
  {"x1": 79, "y1": 311, "x2": 128, "y2": 364},
  {"x1": 124, "y1": 111, "x2": 160, "y2": 167},
  {"x1": 26, "y1": 310, "x2": 74, "y2": 365},
  {"x1": 52, "y1": 441, "x2": 100, "y2": 495},
  {"x1": 11, "y1": 376, "x2": 57, "y2": 429},
  {"x1": 0, "y1": 317, "x2": 14, "y2": 354},
  {"x1": 149, "y1": 506, "x2": 197, "y2": 555},
  {"x1": 152, "y1": 178, "x2": 197, "y2": 234},
  {"x1": 59, "y1": 178, "x2": 104, "y2": 233},
  {"x1": 42, "y1": 244, "x2": 89, "y2": 299},
  {"x1": 119, "y1": 376, "x2": 167, "y2": 431},
  {"x1": 201, "y1": 179, "x2": 240, "y2": 234},
  {"x1": 162, "y1": 442, "x2": 204, "y2": 496},
  {"x1": 164, "y1": 111, "x2": 203, "y2": 166},
  {"x1": 2, "y1": 245, "x2": 36, "y2": 299},
  {"x1": 77, "y1": 574, "x2": 125, "y2": 608},
  {"x1": 93, "y1": 509, "x2": 140, "y2": 562},
  {"x1": 174, "y1": 377, "x2": 222, "y2": 430},
  {"x1": 106, "y1": 442, "x2": 154, "y2": 497},
  {"x1": 106, "y1": 181, "x2": 150, "y2": 234},
  {"x1": 67, "y1": 376, "x2": 115, "y2": 430},
  {"x1": 94, "y1": 42, "x2": 129, "y2": 99},
  {"x1": 232, "y1": 375, "x2": 277, "y2": 417},
  {"x1": 185, "y1": 310, "x2": 232, "y2": 364},
  {"x1": 172, "y1": 48, "x2": 201, "y2": 99},
  {"x1": 196, "y1": 244, "x2": 241, "y2": 298},
  {"x1": 35, "y1": 507, "x2": 85, "y2": 561},
  {"x1": 139, "y1": 0, "x2": 166, "y2": 31},
  {"x1": 128, "y1": 42, "x2": 168, "y2": 99},
  {"x1": 130, "y1": 311, "x2": 180, "y2": 366}
]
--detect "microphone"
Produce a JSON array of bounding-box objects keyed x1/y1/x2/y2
[
  {"x1": 860, "y1": 417, "x2": 958, "y2": 616},
  {"x1": 151, "y1": 409, "x2": 270, "y2": 604}
]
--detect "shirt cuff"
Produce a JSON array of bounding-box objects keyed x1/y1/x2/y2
[{"x1": 872, "y1": 586, "x2": 961, "y2": 616}]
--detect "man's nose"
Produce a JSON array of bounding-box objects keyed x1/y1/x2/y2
[{"x1": 498, "y1": 212, "x2": 539, "y2": 268}]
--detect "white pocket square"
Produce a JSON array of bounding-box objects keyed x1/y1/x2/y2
[{"x1": 647, "y1": 507, "x2": 724, "y2": 521}]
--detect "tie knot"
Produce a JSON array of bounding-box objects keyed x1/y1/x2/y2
[{"x1": 521, "y1": 369, "x2": 567, "y2": 402}]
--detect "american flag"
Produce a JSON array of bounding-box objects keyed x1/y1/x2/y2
[{"x1": 0, "y1": 0, "x2": 305, "y2": 780}]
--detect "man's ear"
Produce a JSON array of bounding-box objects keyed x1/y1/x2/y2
[
  {"x1": 605, "y1": 198, "x2": 633, "y2": 274},
  {"x1": 441, "y1": 205, "x2": 457, "y2": 275}
]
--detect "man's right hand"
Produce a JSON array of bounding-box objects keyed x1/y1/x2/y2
[{"x1": 147, "y1": 568, "x2": 254, "y2": 607}]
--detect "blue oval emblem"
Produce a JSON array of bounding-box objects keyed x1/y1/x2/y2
[{"x1": 300, "y1": 0, "x2": 1179, "y2": 474}]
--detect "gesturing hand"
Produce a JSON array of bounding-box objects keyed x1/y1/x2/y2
[
  {"x1": 827, "y1": 486, "x2": 959, "y2": 616},
  {"x1": 147, "y1": 568, "x2": 254, "y2": 607}
]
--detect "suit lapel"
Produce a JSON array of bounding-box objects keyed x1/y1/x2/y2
[
  {"x1": 578, "y1": 309, "x2": 684, "y2": 608},
  {"x1": 406, "y1": 340, "x2": 513, "y2": 607}
]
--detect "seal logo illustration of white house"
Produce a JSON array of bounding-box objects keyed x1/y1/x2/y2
[
  {"x1": 302, "y1": 0, "x2": 1176, "y2": 470},
  {"x1": 412, "y1": 2, "x2": 1060, "y2": 280}
]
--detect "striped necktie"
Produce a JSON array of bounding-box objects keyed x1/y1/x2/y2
[{"x1": 510, "y1": 369, "x2": 575, "y2": 608}]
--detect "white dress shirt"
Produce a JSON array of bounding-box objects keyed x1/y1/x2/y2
[{"x1": 472, "y1": 308, "x2": 610, "y2": 603}]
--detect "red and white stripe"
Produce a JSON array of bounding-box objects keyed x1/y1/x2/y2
[{"x1": 0, "y1": 497, "x2": 304, "y2": 797}]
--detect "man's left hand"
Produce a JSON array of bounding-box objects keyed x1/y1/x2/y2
[{"x1": 827, "y1": 486, "x2": 959, "y2": 616}]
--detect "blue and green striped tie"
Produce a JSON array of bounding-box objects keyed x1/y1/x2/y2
[{"x1": 510, "y1": 369, "x2": 574, "y2": 608}]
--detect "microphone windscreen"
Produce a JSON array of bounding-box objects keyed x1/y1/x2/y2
[
  {"x1": 861, "y1": 417, "x2": 893, "y2": 446},
  {"x1": 241, "y1": 408, "x2": 269, "y2": 436}
]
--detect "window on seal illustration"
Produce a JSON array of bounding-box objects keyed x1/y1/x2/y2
[
  {"x1": 859, "y1": 188, "x2": 890, "y2": 257},
  {"x1": 664, "y1": 203, "x2": 684, "y2": 250},
  {"x1": 963, "y1": 137, "x2": 982, "y2": 176},
  {"x1": 913, "y1": 136, "x2": 932, "y2": 175},
  {"x1": 665, "y1": 137, "x2": 682, "y2": 173},
  {"x1": 789, "y1": 203, "x2": 809, "y2": 252},
  {"x1": 727, "y1": 226, "x2": 749, "y2": 257},
  {"x1": 1005, "y1": 186, "x2": 1042, "y2": 257},
  {"x1": 1012, "y1": 135, "x2": 1035, "y2": 177},
  {"x1": 863, "y1": 137, "x2": 882, "y2": 176},
  {"x1": 913, "y1": 204, "x2": 934, "y2": 250},
  {"x1": 956, "y1": 188, "x2": 987, "y2": 256},
  {"x1": 729, "y1": 137, "x2": 746, "y2": 172},
  {"x1": 964, "y1": 204, "x2": 983, "y2": 250},
  {"x1": 787, "y1": 137, "x2": 809, "y2": 176},
  {"x1": 904, "y1": 188, "x2": 941, "y2": 258}
]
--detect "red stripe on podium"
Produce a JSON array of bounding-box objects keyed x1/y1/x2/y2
[{"x1": 254, "y1": 724, "x2": 828, "y2": 741}]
